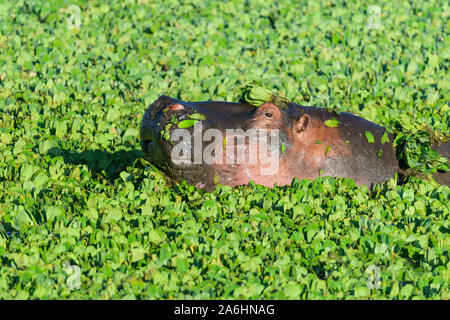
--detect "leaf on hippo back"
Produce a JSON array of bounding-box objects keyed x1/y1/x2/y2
[
  {"x1": 365, "y1": 131, "x2": 375, "y2": 143},
  {"x1": 377, "y1": 149, "x2": 383, "y2": 157},
  {"x1": 324, "y1": 118, "x2": 340, "y2": 128},
  {"x1": 381, "y1": 132, "x2": 390, "y2": 144},
  {"x1": 177, "y1": 119, "x2": 197, "y2": 128}
]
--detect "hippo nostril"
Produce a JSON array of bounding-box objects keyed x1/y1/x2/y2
[{"x1": 168, "y1": 103, "x2": 185, "y2": 111}]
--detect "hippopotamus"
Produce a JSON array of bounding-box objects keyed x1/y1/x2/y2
[{"x1": 140, "y1": 95, "x2": 449, "y2": 191}]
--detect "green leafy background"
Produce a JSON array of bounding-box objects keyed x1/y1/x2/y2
[{"x1": 0, "y1": 0, "x2": 449, "y2": 299}]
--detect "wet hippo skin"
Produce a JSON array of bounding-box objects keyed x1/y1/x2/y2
[{"x1": 140, "y1": 95, "x2": 449, "y2": 191}]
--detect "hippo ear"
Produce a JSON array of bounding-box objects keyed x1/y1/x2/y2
[{"x1": 294, "y1": 114, "x2": 310, "y2": 135}]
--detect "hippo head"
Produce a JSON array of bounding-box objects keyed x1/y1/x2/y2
[{"x1": 140, "y1": 95, "x2": 312, "y2": 191}]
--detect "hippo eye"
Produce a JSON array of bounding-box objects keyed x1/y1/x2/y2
[{"x1": 265, "y1": 112, "x2": 273, "y2": 119}]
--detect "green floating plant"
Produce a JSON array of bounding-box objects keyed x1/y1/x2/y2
[
  {"x1": 364, "y1": 131, "x2": 374, "y2": 143},
  {"x1": 177, "y1": 113, "x2": 206, "y2": 128},
  {"x1": 394, "y1": 130, "x2": 448, "y2": 174},
  {"x1": 324, "y1": 118, "x2": 341, "y2": 128},
  {"x1": 177, "y1": 119, "x2": 197, "y2": 128},
  {"x1": 240, "y1": 84, "x2": 290, "y2": 109},
  {"x1": 384, "y1": 114, "x2": 448, "y2": 175},
  {"x1": 381, "y1": 132, "x2": 390, "y2": 144}
]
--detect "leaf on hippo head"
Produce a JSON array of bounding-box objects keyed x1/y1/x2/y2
[
  {"x1": 240, "y1": 84, "x2": 290, "y2": 110},
  {"x1": 177, "y1": 119, "x2": 197, "y2": 128},
  {"x1": 241, "y1": 84, "x2": 272, "y2": 105},
  {"x1": 324, "y1": 118, "x2": 340, "y2": 128},
  {"x1": 188, "y1": 113, "x2": 206, "y2": 121},
  {"x1": 213, "y1": 173, "x2": 220, "y2": 185},
  {"x1": 170, "y1": 116, "x2": 179, "y2": 124}
]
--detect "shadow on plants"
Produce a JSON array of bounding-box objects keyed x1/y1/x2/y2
[{"x1": 47, "y1": 147, "x2": 144, "y2": 182}]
